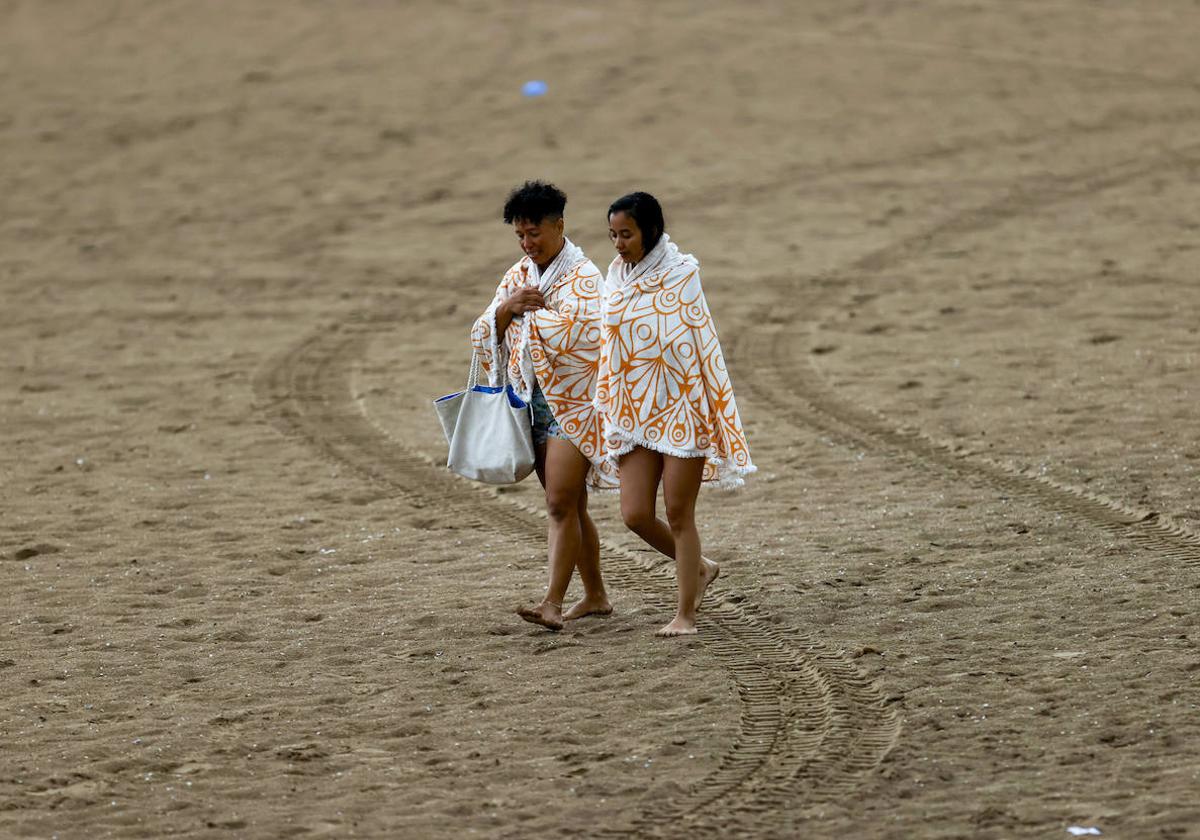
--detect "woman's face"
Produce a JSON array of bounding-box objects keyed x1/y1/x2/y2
[
  {"x1": 513, "y1": 216, "x2": 565, "y2": 267},
  {"x1": 608, "y1": 211, "x2": 645, "y2": 264}
]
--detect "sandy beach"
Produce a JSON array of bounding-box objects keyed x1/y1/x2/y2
[{"x1": 3, "y1": 1, "x2": 1199, "y2": 837}]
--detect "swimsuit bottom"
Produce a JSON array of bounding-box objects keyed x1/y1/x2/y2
[{"x1": 529, "y1": 383, "x2": 566, "y2": 447}]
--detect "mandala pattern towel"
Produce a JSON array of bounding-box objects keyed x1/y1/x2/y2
[
  {"x1": 471, "y1": 239, "x2": 619, "y2": 489},
  {"x1": 595, "y1": 234, "x2": 755, "y2": 488}
]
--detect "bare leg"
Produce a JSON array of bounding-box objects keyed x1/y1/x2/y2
[
  {"x1": 619, "y1": 447, "x2": 720, "y2": 612},
  {"x1": 517, "y1": 437, "x2": 596, "y2": 631},
  {"x1": 695, "y1": 556, "x2": 720, "y2": 611},
  {"x1": 656, "y1": 454, "x2": 706, "y2": 637},
  {"x1": 533, "y1": 442, "x2": 556, "y2": 589},
  {"x1": 564, "y1": 490, "x2": 612, "y2": 620},
  {"x1": 618, "y1": 446, "x2": 672, "y2": 553}
]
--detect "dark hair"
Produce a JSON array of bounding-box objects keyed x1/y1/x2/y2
[
  {"x1": 503, "y1": 180, "x2": 567, "y2": 224},
  {"x1": 608, "y1": 192, "x2": 665, "y2": 253}
]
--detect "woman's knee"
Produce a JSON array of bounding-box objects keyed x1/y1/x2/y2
[
  {"x1": 621, "y1": 504, "x2": 655, "y2": 535},
  {"x1": 545, "y1": 490, "x2": 581, "y2": 523},
  {"x1": 664, "y1": 500, "x2": 696, "y2": 534}
]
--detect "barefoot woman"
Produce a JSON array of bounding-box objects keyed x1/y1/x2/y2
[
  {"x1": 596, "y1": 192, "x2": 755, "y2": 636},
  {"x1": 472, "y1": 181, "x2": 620, "y2": 630}
]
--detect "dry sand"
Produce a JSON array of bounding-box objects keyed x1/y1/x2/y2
[{"x1": 3, "y1": 1, "x2": 1199, "y2": 837}]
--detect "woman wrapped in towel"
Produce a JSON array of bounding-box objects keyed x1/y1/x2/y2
[
  {"x1": 597, "y1": 192, "x2": 755, "y2": 636},
  {"x1": 472, "y1": 181, "x2": 620, "y2": 631}
]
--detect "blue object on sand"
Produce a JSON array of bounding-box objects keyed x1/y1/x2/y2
[{"x1": 522, "y1": 80, "x2": 548, "y2": 97}]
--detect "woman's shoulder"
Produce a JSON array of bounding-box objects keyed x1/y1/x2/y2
[
  {"x1": 553, "y1": 258, "x2": 603, "y2": 299},
  {"x1": 572, "y1": 257, "x2": 603, "y2": 280},
  {"x1": 649, "y1": 254, "x2": 701, "y2": 289}
]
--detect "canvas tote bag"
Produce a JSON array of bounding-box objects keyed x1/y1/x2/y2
[{"x1": 433, "y1": 352, "x2": 535, "y2": 484}]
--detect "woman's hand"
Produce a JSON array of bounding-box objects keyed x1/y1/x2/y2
[
  {"x1": 496, "y1": 288, "x2": 545, "y2": 335},
  {"x1": 502, "y1": 288, "x2": 545, "y2": 316}
]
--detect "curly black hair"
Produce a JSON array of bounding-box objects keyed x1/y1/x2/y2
[
  {"x1": 607, "y1": 192, "x2": 665, "y2": 254},
  {"x1": 502, "y1": 180, "x2": 567, "y2": 224}
]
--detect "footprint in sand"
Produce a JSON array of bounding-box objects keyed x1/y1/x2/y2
[{"x1": 11, "y1": 543, "x2": 62, "y2": 561}]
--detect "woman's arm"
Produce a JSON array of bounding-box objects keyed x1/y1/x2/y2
[
  {"x1": 496, "y1": 288, "x2": 545, "y2": 335},
  {"x1": 471, "y1": 278, "x2": 546, "y2": 386}
]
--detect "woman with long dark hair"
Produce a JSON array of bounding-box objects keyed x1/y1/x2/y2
[{"x1": 596, "y1": 192, "x2": 755, "y2": 636}]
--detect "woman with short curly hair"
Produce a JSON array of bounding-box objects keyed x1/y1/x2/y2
[{"x1": 471, "y1": 181, "x2": 617, "y2": 630}]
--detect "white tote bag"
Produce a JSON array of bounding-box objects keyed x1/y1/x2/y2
[{"x1": 433, "y1": 352, "x2": 536, "y2": 484}]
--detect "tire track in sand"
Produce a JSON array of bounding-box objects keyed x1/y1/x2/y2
[
  {"x1": 734, "y1": 143, "x2": 1200, "y2": 572},
  {"x1": 253, "y1": 319, "x2": 899, "y2": 837}
]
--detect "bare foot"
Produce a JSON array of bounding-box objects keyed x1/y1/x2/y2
[
  {"x1": 563, "y1": 597, "x2": 613, "y2": 621},
  {"x1": 516, "y1": 601, "x2": 563, "y2": 631},
  {"x1": 695, "y1": 558, "x2": 720, "y2": 612},
  {"x1": 655, "y1": 615, "x2": 698, "y2": 637}
]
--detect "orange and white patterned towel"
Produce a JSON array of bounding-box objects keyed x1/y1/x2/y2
[
  {"x1": 471, "y1": 239, "x2": 620, "y2": 489},
  {"x1": 595, "y1": 234, "x2": 755, "y2": 488}
]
